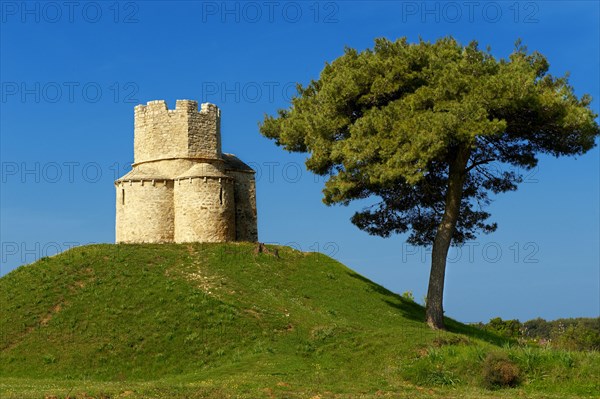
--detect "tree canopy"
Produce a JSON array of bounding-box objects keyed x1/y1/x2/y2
[{"x1": 260, "y1": 37, "x2": 599, "y2": 329}]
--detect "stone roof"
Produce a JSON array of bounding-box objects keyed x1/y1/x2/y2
[
  {"x1": 222, "y1": 153, "x2": 255, "y2": 173},
  {"x1": 115, "y1": 167, "x2": 170, "y2": 182},
  {"x1": 175, "y1": 163, "x2": 229, "y2": 179}
]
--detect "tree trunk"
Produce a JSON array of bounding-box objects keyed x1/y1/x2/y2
[{"x1": 426, "y1": 144, "x2": 471, "y2": 330}]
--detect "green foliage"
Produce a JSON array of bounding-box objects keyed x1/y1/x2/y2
[
  {"x1": 260, "y1": 36, "x2": 599, "y2": 245},
  {"x1": 401, "y1": 290, "x2": 415, "y2": 301},
  {"x1": 556, "y1": 323, "x2": 600, "y2": 351},
  {"x1": 260, "y1": 35, "x2": 599, "y2": 331},
  {"x1": 516, "y1": 346, "x2": 541, "y2": 374},
  {"x1": 484, "y1": 317, "x2": 523, "y2": 339},
  {"x1": 481, "y1": 316, "x2": 600, "y2": 351},
  {"x1": 523, "y1": 317, "x2": 553, "y2": 340}
]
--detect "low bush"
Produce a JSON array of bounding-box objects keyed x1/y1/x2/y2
[{"x1": 482, "y1": 352, "x2": 521, "y2": 389}]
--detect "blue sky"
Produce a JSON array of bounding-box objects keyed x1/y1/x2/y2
[{"x1": 1, "y1": 1, "x2": 598, "y2": 323}]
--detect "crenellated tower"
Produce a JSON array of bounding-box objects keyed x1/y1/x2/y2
[
  {"x1": 115, "y1": 100, "x2": 257, "y2": 244},
  {"x1": 134, "y1": 100, "x2": 222, "y2": 163}
]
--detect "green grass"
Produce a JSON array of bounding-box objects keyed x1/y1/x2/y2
[{"x1": 1, "y1": 243, "x2": 598, "y2": 398}]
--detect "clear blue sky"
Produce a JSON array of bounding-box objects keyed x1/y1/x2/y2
[{"x1": 1, "y1": 1, "x2": 598, "y2": 323}]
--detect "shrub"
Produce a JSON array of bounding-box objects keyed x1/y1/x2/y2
[
  {"x1": 485, "y1": 317, "x2": 522, "y2": 339},
  {"x1": 555, "y1": 323, "x2": 600, "y2": 351},
  {"x1": 401, "y1": 291, "x2": 415, "y2": 302},
  {"x1": 482, "y1": 352, "x2": 521, "y2": 389}
]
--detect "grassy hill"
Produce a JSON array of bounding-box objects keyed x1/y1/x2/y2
[{"x1": 1, "y1": 243, "x2": 598, "y2": 398}]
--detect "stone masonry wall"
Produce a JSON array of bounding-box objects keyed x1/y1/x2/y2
[
  {"x1": 116, "y1": 180, "x2": 174, "y2": 243},
  {"x1": 174, "y1": 177, "x2": 235, "y2": 242},
  {"x1": 188, "y1": 103, "x2": 221, "y2": 159},
  {"x1": 134, "y1": 101, "x2": 189, "y2": 164},
  {"x1": 134, "y1": 100, "x2": 221, "y2": 164},
  {"x1": 228, "y1": 170, "x2": 258, "y2": 242}
]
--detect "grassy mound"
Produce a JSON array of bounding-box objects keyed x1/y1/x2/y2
[{"x1": 1, "y1": 243, "x2": 598, "y2": 398}]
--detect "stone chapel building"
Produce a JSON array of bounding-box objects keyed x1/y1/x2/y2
[{"x1": 115, "y1": 100, "x2": 258, "y2": 243}]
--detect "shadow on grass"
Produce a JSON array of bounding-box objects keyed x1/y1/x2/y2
[
  {"x1": 346, "y1": 270, "x2": 509, "y2": 346},
  {"x1": 444, "y1": 318, "x2": 510, "y2": 346},
  {"x1": 346, "y1": 271, "x2": 425, "y2": 323}
]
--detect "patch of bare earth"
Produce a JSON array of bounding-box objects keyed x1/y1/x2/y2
[
  {"x1": 3, "y1": 300, "x2": 66, "y2": 351},
  {"x1": 181, "y1": 244, "x2": 223, "y2": 297}
]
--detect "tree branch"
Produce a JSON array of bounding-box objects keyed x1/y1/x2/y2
[{"x1": 466, "y1": 157, "x2": 496, "y2": 172}]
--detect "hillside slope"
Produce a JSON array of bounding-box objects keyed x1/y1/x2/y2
[{"x1": 1, "y1": 244, "x2": 598, "y2": 398}]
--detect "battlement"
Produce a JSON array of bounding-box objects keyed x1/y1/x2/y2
[
  {"x1": 176, "y1": 99, "x2": 197, "y2": 112},
  {"x1": 133, "y1": 99, "x2": 222, "y2": 164},
  {"x1": 134, "y1": 100, "x2": 221, "y2": 114}
]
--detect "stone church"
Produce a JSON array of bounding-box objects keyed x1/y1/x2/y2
[{"x1": 115, "y1": 100, "x2": 258, "y2": 243}]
